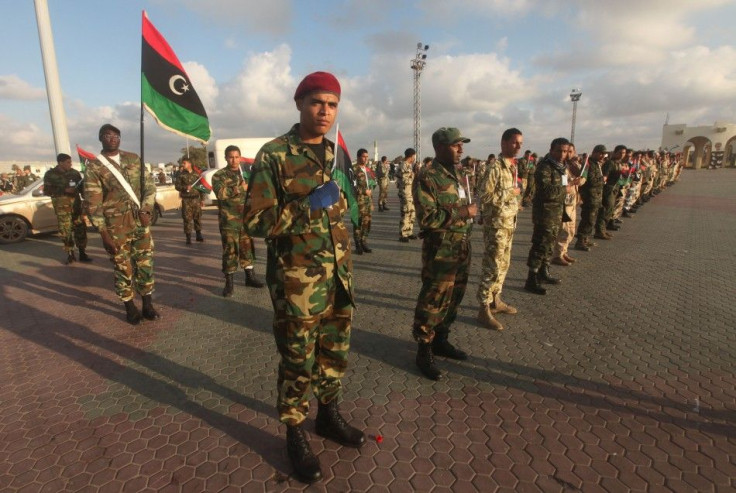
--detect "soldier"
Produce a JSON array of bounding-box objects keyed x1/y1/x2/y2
[
  {"x1": 596, "y1": 144, "x2": 627, "y2": 239},
  {"x1": 517, "y1": 150, "x2": 532, "y2": 207},
  {"x1": 412, "y1": 127, "x2": 477, "y2": 381},
  {"x1": 13, "y1": 165, "x2": 35, "y2": 193},
  {"x1": 43, "y1": 153, "x2": 91, "y2": 264},
  {"x1": 524, "y1": 137, "x2": 573, "y2": 295},
  {"x1": 243, "y1": 72, "x2": 365, "y2": 483},
  {"x1": 353, "y1": 148, "x2": 373, "y2": 254},
  {"x1": 174, "y1": 157, "x2": 205, "y2": 244},
  {"x1": 84, "y1": 123, "x2": 160, "y2": 325},
  {"x1": 521, "y1": 152, "x2": 537, "y2": 207},
  {"x1": 0, "y1": 173, "x2": 14, "y2": 194},
  {"x1": 212, "y1": 146, "x2": 264, "y2": 297},
  {"x1": 475, "y1": 128, "x2": 523, "y2": 332},
  {"x1": 397, "y1": 148, "x2": 417, "y2": 242},
  {"x1": 575, "y1": 145, "x2": 606, "y2": 251},
  {"x1": 375, "y1": 155, "x2": 390, "y2": 211},
  {"x1": 552, "y1": 144, "x2": 585, "y2": 266}
]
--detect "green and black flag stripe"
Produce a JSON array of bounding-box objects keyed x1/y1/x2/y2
[{"x1": 141, "y1": 11, "x2": 211, "y2": 143}]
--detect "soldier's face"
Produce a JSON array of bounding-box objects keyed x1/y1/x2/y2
[
  {"x1": 225, "y1": 150, "x2": 241, "y2": 170},
  {"x1": 501, "y1": 134, "x2": 523, "y2": 159},
  {"x1": 357, "y1": 153, "x2": 368, "y2": 165},
  {"x1": 60, "y1": 158, "x2": 72, "y2": 171},
  {"x1": 182, "y1": 160, "x2": 192, "y2": 172},
  {"x1": 436, "y1": 142, "x2": 463, "y2": 166},
  {"x1": 613, "y1": 148, "x2": 626, "y2": 160},
  {"x1": 296, "y1": 92, "x2": 339, "y2": 141},
  {"x1": 101, "y1": 132, "x2": 121, "y2": 152},
  {"x1": 550, "y1": 143, "x2": 571, "y2": 163}
]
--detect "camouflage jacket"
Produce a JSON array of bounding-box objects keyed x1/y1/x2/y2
[
  {"x1": 477, "y1": 156, "x2": 518, "y2": 229},
  {"x1": 355, "y1": 165, "x2": 371, "y2": 197},
  {"x1": 580, "y1": 157, "x2": 604, "y2": 198},
  {"x1": 243, "y1": 124, "x2": 354, "y2": 312},
  {"x1": 517, "y1": 157, "x2": 530, "y2": 179},
  {"x1": 602, "y1": 158, "x2": 623, "y2": 191},
  {"x1": 396, "y1": 160, "x2": 414, "y2": 189},
  {"x1": 212, "y1": 167, "x2": 246, "y2": 224},
  {"x1": 43, "y1": 166, "x2": 82, "y2": 198},
  {"x1": 175, "y1": 169, "x2": 204, "y2": 200},
  {"x1": 532, "y1": 155, "x2": 566, "y2": 224},
  {"x1": 375, "y1": 161, "x2": 389, "y2": 180},
  {"x1": 413, "y1": 158, "x2": 473, "y2": 235},
  {"x1": 84, "y1": 150, "x2": 155, "y2": 231}
]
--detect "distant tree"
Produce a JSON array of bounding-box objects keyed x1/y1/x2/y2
[{"x1": 179, "y1": 144, "x2": 208, "y2": 170}]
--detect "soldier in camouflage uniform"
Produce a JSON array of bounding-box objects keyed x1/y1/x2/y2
[
  {"x1": 174, "y1": 157, "x2": 205, "y2": 244},
  {"x1": 84, "y1": 124, "x2": 160, "y2": 325},
  {"x1": 524, "y1": 138, "x2": 573, "y2": 295},
  {"x1": 375, "y1": 155, "x2": 390, "y2": 211},
  {"x1": 517, "y1": 150, "x2": 531, "y2": 208},
  {"x1": 242, "y1": 72, "x2": 364, "y2": 484},
  {"x1": 596, "y1": 145, "x2": 626, "y2": 239},
  {"x1": 521, "y1": 153, "x2": 537, "y2": 207},
  {"x1": 412, "y1": 127, "x2": 477, "y2": 381},
  {"x1": 43, "y1": 153, "x2": 91, "y2": 264},
  {"x1": 397, "y1": 148, "x2": 417, "y2": 241},
  {"x1": 575, "y1": 145, "x2": 606, "y2": 251},
  {"x1": 476, "y1": 128, "x2": 523, "y2": 332},
  {"x1": 353, "y1": 148, "x2": 373, "y2": 254},
  {"x1": 212, "y1": 146, "x2": 264, "y2": 297}
]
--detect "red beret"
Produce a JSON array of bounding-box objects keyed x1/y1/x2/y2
[{"x1": 294, "y1": 71, "x2": 341, "y2": 101}]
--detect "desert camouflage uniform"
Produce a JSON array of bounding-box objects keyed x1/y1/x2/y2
[
  {"x1": 576, "y1": 157, "x2": 604, "y2": 242},
  {"x1": 412, "y1": 159, "x2": 473, "y2": 343},
  {"x1": 527, "y1": 155, "x2": 566, "y2": 271},
  {"x1": 212, "y1": 167, "x2": 255, "y2": 274},
  {"x1": 84, "y1": 151, "x2": 156, "y2": 301},
  {"x1": 397, "y1": 159, "x2": 416, "y2": 238},
  {"x1": 553, "y1": 160, "x2": 582, "y2": 258},
  {"x1": 43, "y1": 166, "x2": 88, "y2": 254},
  {"x1": 174, "y1": 169, "x2": 204, "y2": 235},
  {"x1": 353, "y1": 164, "x2": 372, "y2": 245},
  {"x1": 243, "y1": 124, "x2": 355, "y2": 426},
  {"x1": 476, "y1": 156, "x2": 518, "y2": 305},
  {"x1": 375, "y1": 160, "x2": 390, "y2": 209}
]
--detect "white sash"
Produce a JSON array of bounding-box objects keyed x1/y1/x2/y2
[{"x1": 97, "y1": 154, "x2": 141, "y2": 209}]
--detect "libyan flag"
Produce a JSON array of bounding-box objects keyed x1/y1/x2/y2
[
  {"x1": 76, "y1": 144, "x2": 96, "y2": 173},
  {"x1": 141, "y1": 11, "x2": 211, "y2": 143},
  {"x1": 332, "y1": 126, "x2": 360, "y2": 228}
]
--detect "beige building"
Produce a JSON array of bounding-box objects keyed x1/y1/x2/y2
[{"x1": 661, "y1": 122, "x2": 736, "y2": 169}]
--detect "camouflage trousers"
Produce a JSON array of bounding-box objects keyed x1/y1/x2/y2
[
  {"x1": 413, "y1": 231, "x2": 472, "y2": 343},
  {"x1": 612, "y1": 186, "x2": 628, "y2": 219},
  {"x1": 625, "y1": 181, "x2": 641, "y2": 209},
  {"x1": 521, "y1": 175, "x2": 535, "y2": 205},
  {"x1": 596, "y1": 186, "x2": 617, "y2": 233},
  {"x1": 55, "y1": 211, "x2": 87, "y2": 253},
  {"x1": 476, "y1": 225, "x2": 515, "y2": 305},
  {"x1": 272, "y1": 280, "x2": 352, "y2": 426},
  {"x1": 527, "y1": 213, "x2": 562, "y2": 271},
  {"x1": 553, "y1": 205, "x2": 576, "y2": 258},
  {"x1": 398, "y1": 186, "x2": 415, "y2": 238},
  {"x1": 377, "y1": 178, "x2": 389, "y2": 208},
  {"x1": 181, "y1": 198, "x2": 202, "y2": 235},
  {"x1": 110, "y1": 225, "x2": 154, "y2": 302},
  {"x1": 219, "y1": 226, "x2": 254, "y2": 274},
  {"x1": 353, "y1": 196, "x2": 372, "y2": 244},
  {"x1": 576, "y1": 195, "x2": 602, "y2": 240}
]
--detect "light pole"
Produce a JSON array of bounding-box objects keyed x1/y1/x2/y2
[
  {"x1": 569, "y1": 89, "x2": 582, "y2": 145},
  {"x1": 411, "y1": 43, "x2": 429, "y2": 163}
]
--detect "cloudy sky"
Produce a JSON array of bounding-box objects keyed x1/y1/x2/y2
[{"x1": 1, "y1": 0, "x2": 735, "y2": 165}]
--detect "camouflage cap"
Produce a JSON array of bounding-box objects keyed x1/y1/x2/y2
[
  {"x1": 432, "y1": 127, "x2": 471, "y2": 147},
  {"x1": 593, "y1": 144, "x2": 607, "y2": 153}
]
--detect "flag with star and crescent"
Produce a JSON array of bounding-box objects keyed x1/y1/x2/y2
[{"x1": 141, "y1": 11, "x2": 211, "y2": 143}]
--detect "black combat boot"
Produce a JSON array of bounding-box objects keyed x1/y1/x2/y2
[
  {"x1": 354, "y1": 240, "x2": 364, "y2": 254},
  {"x1": 606, "y1": 220, "x2": 620, "y2": 231},
  {"x1": 78, "y1": 249, "x2": 92, "y2": 262},
  {"x1": 286, "y1": 425, "x2": 322, "y2": 483},
  {"x1": 574, "y1": 238, "x2": 590, "y2": 252},
  {"x1": 124, "y1": 300, "x2": 142, "y2": 325},
  {"x1": 539, "y1": 264, "x2": 561, "y2": 285},
  {"x1": 524, "y1": 270, "x2": 547, "y2": 295},
  {"x1": 223, "y1": 274, "x2": 234, "y2": 297},
  {"x1": 361, "y1": 240, "x2": 372, "y2": 253},
  {"x1": 382, "y1": 205, "x2": 389, "y2": 211},
  {"x1": 416, "y1": 343, "x2": 443, "y2": 381},
  {"x1": 378, "y1": 204, "x2": 383, "y2": 212},
  {"x1": 244, "y1": 269, "x2": 264, "y2": 288},
  {"x1": 432, "y1": 333, "x2": 468, "y2": 360},
  {"x1": 195, "y1": 231, "x2": 204, "y2": 242},
  {"x1": 142, "y1": 295, "x2": 161, "y2": 320},
  {"x1": 316, "y1": 400, "x2": 365, "y2": 448},
  {"x1": 185, "y1": 233, "x2": 192, "y2": 245},
  {"x1": 66, "y1": 251, "x2": 76, "y2": 265}
]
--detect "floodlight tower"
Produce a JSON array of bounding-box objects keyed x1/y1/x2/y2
[
  {"x1": 569, "y1": 89, "x2": 582, "y2": 144},
  {"x1": 411, "y1": 43, "x2": 429, "y2": 162}
]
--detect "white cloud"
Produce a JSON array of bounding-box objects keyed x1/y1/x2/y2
[
  {"x1": 155, "y1": 0, "x2": 294, "y2": 35},
  {"x1": 0, "y1": 75, "x2": 45, "y2": 100},
  {"x1": 183, "y1": 61, "x2": 219, "y2": 112}
]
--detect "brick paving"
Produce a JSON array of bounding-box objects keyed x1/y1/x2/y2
[{"x1": 1, "y1": 169, "x2": 735, "y2": 492}]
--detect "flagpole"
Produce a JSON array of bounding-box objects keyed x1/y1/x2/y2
[
  {"x1": 331, "y1": 123, "x2": 339, "y2": 173},
  {"x1": 140, "y1": 10, "x2": 146, "y2": 203}
]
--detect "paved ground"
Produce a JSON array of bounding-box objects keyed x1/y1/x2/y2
[{"x1": 1, "y1": 169, "x2": 735, "y2": 492}]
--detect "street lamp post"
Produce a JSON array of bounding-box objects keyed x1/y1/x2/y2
[
  {"x1": 411, "y1": 43, "x2": 429, "y2": 163},
  {"x1": 569, "y1": 89, "x2": 582, "y2": 145}
]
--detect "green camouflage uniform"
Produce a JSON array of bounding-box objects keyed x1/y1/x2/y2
[
  {"x1": 212, "y1": 167, "x2": 255, "y2": 274},
  {"x1": 353, "y1": 164, "x2": 372, "y2": 245},
  {"x1": 84, "y1": 151, "x2": 156, "y2": 302},
  {"x1": 521, "y1": 158, "x2": 536, "y2": 206},
  {"x1": 476, "y1": 156, "x2": 518, "y2": 305},
  {"x1": 596, "y1": 158, "x2": 623, "y2": 233},
  {"x1": 174, "y1": 169, "x2": 204, "y2": 235},
  {"x1": 43, "y1": 166, "x2": 88, "y2": 253},
  {"x1": 375, "y1": 160, "x2": 390, "y2": 209},
  {"x1": 243, "y1": 124, "x2": 355, "y2": 426},
  {"x1": 397, "y1": 160, "x2": 416, "y2": 238},
  {"x1": 412, "y1": 159, "x2": 473, "y2": 343},
  {"x1": 527, "y1": 155, "x2": 566, "y2": 271},
  {"x1": 576, "y1": 157, "x2": 604, "y2": 241}
]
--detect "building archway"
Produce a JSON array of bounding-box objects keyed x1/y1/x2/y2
[
  {"x1": 684, "y1": 136, "x2": 712, "y2": 169},
  {"x1": 724, "y1": 135, "x2": 736, "y2": 167}
]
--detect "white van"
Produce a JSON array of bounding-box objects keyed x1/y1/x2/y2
[{"x1": 202, "y1": 137, "x2": 273, "y2": 205}]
